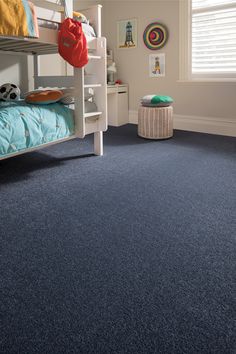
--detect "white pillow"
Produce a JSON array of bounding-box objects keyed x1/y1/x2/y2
[{"x1": 60, "y1": 88, "x2": 94, "y2": 105}]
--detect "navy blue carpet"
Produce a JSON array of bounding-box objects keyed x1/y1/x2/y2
[{"x1": 0, "y1": 125, "x2": 235, "y2": 354}]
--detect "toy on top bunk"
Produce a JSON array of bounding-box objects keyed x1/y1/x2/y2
[
  {"x1": 73, "y1": 12, "x2": 89, "y2": 25},
  {"x1": 73, "y1": 11, "x2": 96, "y2": 38}
]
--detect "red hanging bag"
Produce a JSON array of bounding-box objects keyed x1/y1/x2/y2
[{"x1": 58, "y1": 18, "x2": 88, "y2": 68}]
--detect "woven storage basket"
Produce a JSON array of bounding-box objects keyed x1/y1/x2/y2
[{"x1": 138, "y1": 106, "x2": 173, "y2": 139}]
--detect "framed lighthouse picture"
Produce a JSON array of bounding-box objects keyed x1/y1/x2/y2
[
  {"x1": 117, "y1": 19, "x2": 137, "y2": 49},
  {"x1": 149, "y1": 53, "x2": 165, "y2": 77}
]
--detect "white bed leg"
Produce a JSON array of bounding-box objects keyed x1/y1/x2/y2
[{"x1": 94, "y1": 131, "x2": 103, "y2": 156}]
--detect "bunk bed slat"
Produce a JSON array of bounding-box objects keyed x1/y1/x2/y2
[
  {"x1": 0, "y1": 39, "x2": 57, "y2": 55},
  {"x1": 0, "y1": 39, "x2": 97, "y2": 55}
]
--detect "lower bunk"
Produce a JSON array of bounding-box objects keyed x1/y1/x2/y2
[{"x1": 0, "y1": 100, "x2": 103, "y2": 160}]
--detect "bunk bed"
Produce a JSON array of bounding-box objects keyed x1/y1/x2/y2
[{"x1": 0, "y1": 0, "x2": 107, "y2": 160}]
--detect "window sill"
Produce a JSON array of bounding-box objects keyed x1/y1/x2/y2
[{"x1": 177, "y1": 79, "x2": 236, "y2": 84}]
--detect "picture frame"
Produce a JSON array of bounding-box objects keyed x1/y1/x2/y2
[
  {"x1": 117, "y1": 19, "x2": 137, "y2": 49},
  {"x1": 149, "y1": 53, "x2": 165, "y2": 77}
]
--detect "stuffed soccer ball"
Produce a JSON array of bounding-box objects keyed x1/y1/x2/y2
[{"x1": 0, "y1": 83, "x2": 21, "y2": 101}]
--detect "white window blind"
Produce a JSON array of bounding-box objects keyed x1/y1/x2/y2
[{"x1": 192, "y1": 0, "x2": 236, "y2": 76}]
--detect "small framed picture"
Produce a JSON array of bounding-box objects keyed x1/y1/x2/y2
[
  {"x1": 149, "y1": 53, "x2": 165, "y2": 77},
  {"x1": 117, "y1": 19, "x2": 137, "y2": 49}
]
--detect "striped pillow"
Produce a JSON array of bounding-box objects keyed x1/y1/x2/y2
[{"x1": 141, "y1": 95, "x2": 173, "y2": 107}]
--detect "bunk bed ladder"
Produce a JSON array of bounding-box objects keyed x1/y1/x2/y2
[
  {"x1": 32, "y1": 0, "x2": 105, "y2": 156},
  {"x1": 65, "y1": 0, "x2": 103, "y2": 155}
]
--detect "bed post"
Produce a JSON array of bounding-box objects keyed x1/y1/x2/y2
[
  {"x1": 94, "y1": 131, "x2": 103, "y2": 156},
  {"x1": 33, "y1": 54, "x2": 40, "y2": 89},
  {"x1": 64, "y1": 0, "x2": 73, "y2": 17}
]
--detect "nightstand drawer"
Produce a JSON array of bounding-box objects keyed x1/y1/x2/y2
[
  {"x1": 107, "y1": 87, "x2": 117, "y2": 94},
  {"x1": 107, "y1": 85, "x2": 129, "y2": 126},
  {"x1": 118, "y1": 86, "x2": 128, "y2": 93}
]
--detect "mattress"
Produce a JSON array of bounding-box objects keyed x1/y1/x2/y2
[{"x1": 0, "y1": 101, "x2": 74, "y2": 158}]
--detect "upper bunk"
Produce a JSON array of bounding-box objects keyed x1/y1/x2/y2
[{"x1": 0, "y1": 0, "x2": 102, "y2": 55}]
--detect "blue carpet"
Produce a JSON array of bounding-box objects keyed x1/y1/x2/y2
[{"x1": 0, "y1": 125, "x2": 235, "y2": 354}]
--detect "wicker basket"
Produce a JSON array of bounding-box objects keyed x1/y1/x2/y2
[{"x1": 138, "y1": 106, "x2": 173, "y2": 139}]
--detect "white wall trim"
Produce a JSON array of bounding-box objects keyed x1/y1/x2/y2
[
  {"x1": 128, "y1": 110, "x2": 236, "y2": 137},
  {"x1": 179, "y1": 0, "x2": 191, "y2": 81},
  {"x1": 129, "y1": 110, "x2": 139, "y2": 125}
]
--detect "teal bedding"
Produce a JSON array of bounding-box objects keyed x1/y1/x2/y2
[{"x1": 0, "y1": 101, "x2": 74, "y2": 158}]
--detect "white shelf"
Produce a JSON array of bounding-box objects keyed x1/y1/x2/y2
[
  {"x1": 85, "y1": 112, "x2": 102, "y2": 118},
  {"x1": 84, "y1": 84, "x2": 102, "y2": 88},
  {"x1": 88, "y1": 55, "x2": 102, "y2": 59}
]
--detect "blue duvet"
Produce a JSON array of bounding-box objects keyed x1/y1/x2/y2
[{"x1": 0, "y1": 101, "x2": 74, "y2": 158}]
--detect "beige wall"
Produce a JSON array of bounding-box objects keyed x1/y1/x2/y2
[
  {"x1": 1, "y1": 0, "x2": 235, "y2": 132},
  {"x1": 103, "y1": 0, "x2": 236, "y2": 123},
  {"x1": 0, "y1": 54, "x2": 29, "y2": 94}
]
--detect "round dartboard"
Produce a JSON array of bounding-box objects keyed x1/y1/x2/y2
[{"x1": 143, "y1": 22, "x2": 168, "y2": 50}]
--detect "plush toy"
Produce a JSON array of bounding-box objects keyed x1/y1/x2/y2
[{"x1": 0, "y1": 83, "x2": 21, "y2": 101}]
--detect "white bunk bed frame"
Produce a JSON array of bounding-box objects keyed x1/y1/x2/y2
[{"x1": 0, "y1": 0, "x2": 107, "y2": 160}]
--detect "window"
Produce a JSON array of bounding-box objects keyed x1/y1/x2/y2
[{"x1": 179, "y1": 0, "x2": 236, "y2": 81}]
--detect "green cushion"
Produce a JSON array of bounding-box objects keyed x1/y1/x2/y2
[{"x1": 141, "y1": 95, "x2": 173, "y2": 107}]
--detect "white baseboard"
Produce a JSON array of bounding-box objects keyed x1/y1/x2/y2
[
  {"x1": 129, "y1": 110, "x2": 236, "y2": 137},
  {"x1": 129, "y1": 110, "x2": 139, "y2": 125}
]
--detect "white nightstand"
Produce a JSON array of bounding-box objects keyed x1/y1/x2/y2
[{"x1": 107, "y1": 84, "x2": 129, "y2": 126}]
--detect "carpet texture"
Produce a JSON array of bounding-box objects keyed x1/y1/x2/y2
[{"x1": 0, "y1": 125, "x2": 235, "y2": 354}]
